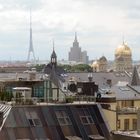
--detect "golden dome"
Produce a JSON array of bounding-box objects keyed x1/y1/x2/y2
[
  {"x1": 91, "y1": 60, "x2": 99, "y2": 68},
  {"x1": 115, "y1": 42, "x2": 132, "y2": 56}
]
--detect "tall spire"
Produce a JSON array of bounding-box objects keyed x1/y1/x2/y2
[
  {"x1": 51, "y1": 39, "x2": 57, "y2": 66},
  {"x1": 122, "y1": 33, "x2": 125, "y2": 45},
  {"x1": 131, "y1": 66, "x2": 140, "y2": 86},
  {"x1": 53, "y1": 39, "x2": 55, "y2": 51},
  {"x1": 27, "y1": 9, "x2": 36, "y2": 63},
  {"x1": 74, "y1": 32, "x2": 77, "y2": 42},
  {"x1": 73, "y1": 32, "x2": 79, "y2": 47}
]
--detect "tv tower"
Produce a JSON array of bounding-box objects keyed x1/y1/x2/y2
[{"x1": 27, "y1": 10, "x2": 36, "y2": 63}]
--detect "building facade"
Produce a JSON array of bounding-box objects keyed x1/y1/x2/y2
[{"x1": 91, "y1": 56, "x2": 108, "y2": 72}]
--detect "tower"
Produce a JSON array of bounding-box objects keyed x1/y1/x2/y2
[
  {"x1": 69, "y1": 32, "x2": 81, "y2": 62},
  {"x1": 131, "y1": 66, "x2": 140, "y2": 86},
  {"x1": 68, "y1": 32, "x2": 89, "y2": 64},
  {"x1": 73, "y1": 32, "x2": 79, "y2": 47},
  {"x1": 27, "y1": 10, "x2": 36, "y2": 63},
  {"x1": 51, "y1": 40, "x2": 57, "y2": 67}
]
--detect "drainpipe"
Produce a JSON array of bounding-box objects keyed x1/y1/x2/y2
[{"x1": 137, "y1": 108, "x2": 140, "y2": 135}]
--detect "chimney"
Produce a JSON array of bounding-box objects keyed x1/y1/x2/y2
[{"x1": 88, "y1": 73, "x2": 93, "y2": 82}]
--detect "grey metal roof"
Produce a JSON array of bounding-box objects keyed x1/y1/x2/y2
[
  {"x1": 110, "y1": 84, "x2": 140, "y2": 100},
  {"x1": 0, "y1": 104, "x2": 111, "y2": 140},
  {"x1": 0, "y1": 73, "x2": 43, "y2": 81},
  {"x1": 65, "y1": 72, "x2": 131, "y2": 88}
]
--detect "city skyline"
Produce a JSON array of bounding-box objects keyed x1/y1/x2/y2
[{"x1": 0, "y1": 0, "x2": 140, "y2": 60}]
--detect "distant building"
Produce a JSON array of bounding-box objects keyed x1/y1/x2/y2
[
  {"x1": 68, "y1": 33, "x2": 89, "y2": 64},
  {"x1": 91, "y1": 56, "x2": 108, "y2": 72},
  {"x1": 114, "y1": 41, "x2": 132, "y2": 72}
]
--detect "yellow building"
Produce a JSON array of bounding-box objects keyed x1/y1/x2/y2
[
  {"x1": 115, "y1": 41, "x2": 132, "y2": 72},
  {"x1": 91, "y1": 56, "x2": 108, "y2": 72},
  {"x1": 101, "y1": 67, "x2": 140, "y2": 131}
]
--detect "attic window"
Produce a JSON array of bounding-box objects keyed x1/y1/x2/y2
[
  {"x1": 77, "y1": 107, "x2": 94, "y2": 125},
  {"x1": 80, "y1": 116, "x2": 94, "y2": 125},
  {"x1": 55, "y1": 110, "x2": 72, "y2": 126},
  {"x1": 28, "y1": 119, "x2": 41, "y2": 126},
  {"x1": 28, "y1": 119, "x2": 34, "y2": 126},
  {"x1": 120, "y1": 73, "x2": 125, "y2": 77},
  {"x1": 119, "y1": 87, "x2": 130, "y2": 91},
  {"x1": 26, "y1": 111, "x2": 42, "y2": 127},
  {"x1": 34, "y1": 119, "x2": 41, "y2": 126}
]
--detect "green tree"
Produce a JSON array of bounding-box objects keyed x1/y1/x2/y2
[
  {"x1": 71, "y1": 64, "x2": 92, "y2": 72},
  {"x1": 59, "y1": 64, "x2": 92, "y2": 72},
  {"x1": 0, "y1": 91, "x2": 13, "y2": 101}
]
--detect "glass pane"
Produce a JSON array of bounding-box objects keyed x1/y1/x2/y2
[
  {"x1": 58, "y1": 118, "x2": 66, "y2": 125},
  {"x1": 28, "y1": 119, "x2": 34, "y2": 126},
  {"x1": 88, "y1": 116, "x2": 93, "y2": 123},
  {"x1": 34, "y1": 119, "x2": 41, "y2": 126},
  {"x1": 81, "y1": 117, "x2": 88, "y2": 124},
  {"x1": 65, "y1": 117, "x2": 71, "y2": 125}
]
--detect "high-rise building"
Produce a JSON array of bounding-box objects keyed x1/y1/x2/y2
[{"x1": 68, "y1": 33, "x2": 89, "y2": 64}]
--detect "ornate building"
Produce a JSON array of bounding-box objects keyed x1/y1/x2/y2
[
  {"x1": 91, "y1": 56, "x2": 108, "y2": 72},
  {"x1": 68, "y1": 33, "x2": 89, "y2": 64},
  {"x1": 114, "y1": 41, "x2": 132, "y2": 72}
]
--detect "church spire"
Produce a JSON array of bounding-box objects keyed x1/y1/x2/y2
[
  {"x1": 53, "y1": 39, "x2": 55, "y2": 51},
  {"x1": 51, "y1": 40, "x2": 57, "y2": 66},
  {"x1": 131, "y1": 66, "x2": 140, "y2": 86}
]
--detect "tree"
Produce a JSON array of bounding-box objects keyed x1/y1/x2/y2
[
  {"x1": 59, "y1": 64, "x2": 92, "y2": 72},
  {"x1": 72, "y1": 64, "x2": 92, "y2": 72},
  {"x1": 0, "y1": 91, "x2": 13, "y2": 101}
]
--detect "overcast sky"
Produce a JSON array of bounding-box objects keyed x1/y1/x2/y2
[{"x1": 0, "y1": 0, "x2": 140, "y2": 61}]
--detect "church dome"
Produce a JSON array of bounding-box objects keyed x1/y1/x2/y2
[
  {"x1": 115, "y1": 42, "x2": 132, "y2": 56},
  {"x1": 91, "y1": 60, "x2": 99, "y2": 68},
  {"x1": 99, "y1": 56, "x2": 107, "y2": 62}
]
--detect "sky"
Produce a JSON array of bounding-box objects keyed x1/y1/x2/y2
[{"x1": 0, "y1": 0, "x2": 140, "y2": 61}]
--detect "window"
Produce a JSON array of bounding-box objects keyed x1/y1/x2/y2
[
  {"x1": 121, "y1": 101, "x2": 134, "y2": 108},
  {"x1": 28, "y1": 119, "x2": 41, "y2": 127},
  {"x1": 77, "y1": 107, "x2": 94, "y2": 125},
  {"x1": 80, "y1": 116, "x2": 94, "y2": 125},
  {"x1": 133, "y1": 119, "x2": 137, "y2": 130},
  {"x1": 117, "y1": 120, "x2": 120, "y2": 129},
  {"x1": 34, "y1": 119, "x2": 41, "y2": 126},
  {"x1": 26, "y1": 111, "x2": 42, "y2": 127},
  {"x1": 55, "y1": 110, "x2": 72, "y2": 126},
  {"x1": 28, "y1": 119, "x2": 34, "y2": 126},
  {"x1": 124, "y1": 119, "x2": 129, "y2": 130}
]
